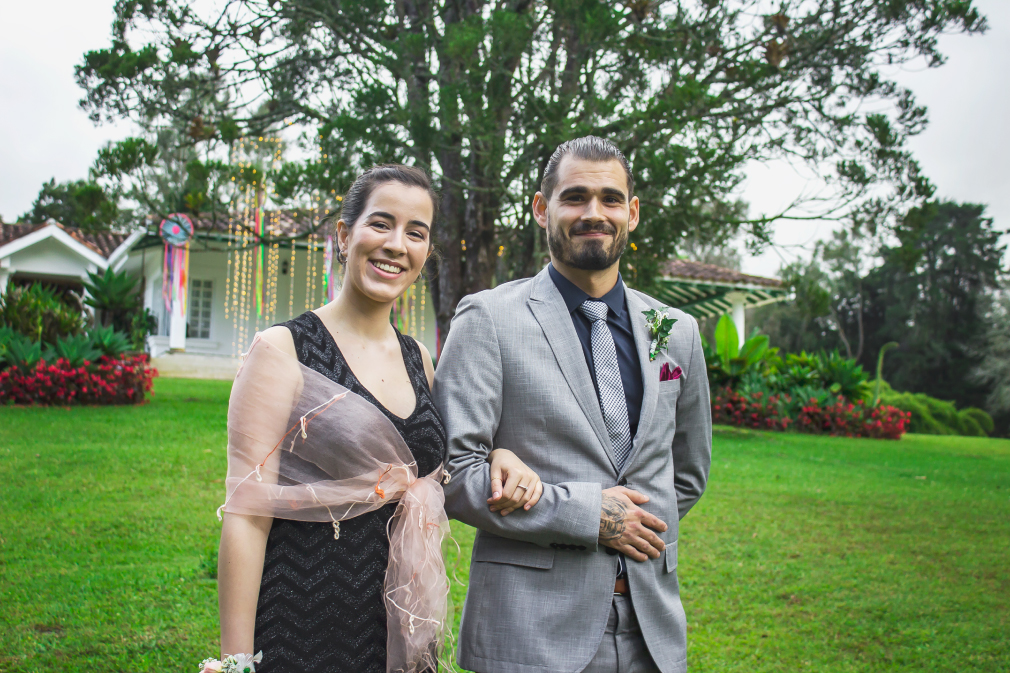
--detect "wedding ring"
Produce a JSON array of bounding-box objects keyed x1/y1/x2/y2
[{"x1": 516, "y1": 484, "x2": 528, "y2": 491}]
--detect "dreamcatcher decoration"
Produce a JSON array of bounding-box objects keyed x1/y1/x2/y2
[{"x1": 160, "y1": 213, "x2": 194, "y2": 315}]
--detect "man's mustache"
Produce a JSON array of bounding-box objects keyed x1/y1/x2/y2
[{"x1": 567, "y1": 221, "x2": 617, "y2": 237}]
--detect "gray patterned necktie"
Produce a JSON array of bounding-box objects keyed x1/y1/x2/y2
[{"x1": 579, "y1": 300, "x2": 633, "y2": 470}]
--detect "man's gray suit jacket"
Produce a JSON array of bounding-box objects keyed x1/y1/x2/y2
[{"x1": 435, "y1": 267, "x2": 712, "y2": 673}]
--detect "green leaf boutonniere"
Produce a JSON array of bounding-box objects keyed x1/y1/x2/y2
[{"x1": 643, "y1": 309, "x2": 677, "y2": 361}]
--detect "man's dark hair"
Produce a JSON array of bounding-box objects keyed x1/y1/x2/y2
[{"x1": 540, "y1": 136, "x2": 635, "y2": 200}]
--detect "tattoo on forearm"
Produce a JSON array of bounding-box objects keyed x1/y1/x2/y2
[{"x1": 599, "y1": 495, "x2": 628, "y2": 543}]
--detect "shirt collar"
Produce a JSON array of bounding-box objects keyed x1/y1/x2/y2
[{"x1": 548, "y1": 263, "x2": 627, "y2": 319}]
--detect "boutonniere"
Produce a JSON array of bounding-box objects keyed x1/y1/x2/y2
[{"x1": 642, "y1": 308, "x2": 677, "y2": 361}]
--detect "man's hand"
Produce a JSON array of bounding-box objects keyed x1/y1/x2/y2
[{"x1": 598, "y1": 486, "x2": 668, "y2": 561}]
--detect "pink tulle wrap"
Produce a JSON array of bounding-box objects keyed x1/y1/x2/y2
[{"x1": 220, "y1": 335, "x2": 451, "y2": 673}]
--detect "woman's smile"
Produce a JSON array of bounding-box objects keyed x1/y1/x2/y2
[{"x1": 370, "y1": 260, "x2": 406, "y2": 277}]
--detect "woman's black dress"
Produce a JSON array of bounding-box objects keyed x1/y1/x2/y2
[{"x1": 254, "y1": 311, "x2": 447, "y2": 672}]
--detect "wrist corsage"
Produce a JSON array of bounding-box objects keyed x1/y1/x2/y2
[
  {"x1": 642, "y1": 308, "x2": 677, "y2": 361},
  {"x1": 199, "y1": 652, "x2": 263, "y2": 673}
]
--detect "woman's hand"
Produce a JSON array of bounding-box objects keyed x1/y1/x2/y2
[{"x1": 487, "y1": 449, "x2": 543, "y2": 516}]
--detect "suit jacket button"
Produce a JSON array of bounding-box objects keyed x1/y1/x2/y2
[
  {"x1": 606, "y1": 547, "x2": 617, "y2": 556},
  {"x1": 550, "y1": 543, "x2": 558, "y2": 549},
  {"x1": 618, "y1": 477, "x2": 628, "y2": 486}
]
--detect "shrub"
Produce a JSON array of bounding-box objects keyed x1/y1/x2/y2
[
  {"x1": 703, "y1": 315, "x2": 775, "y2": 390},
  {"x1": 713, "y1": 387, "x2": 910, "y2": 439},
  {"x1": 711, "y1": 387, "x2": 792, "y2": 432},
  {"x1": 0, "y1": 283, "x2": 86, "y2": 344},
  {"x1": 875, "y1": 381, "x2": 993, "y2": 436},
  {"x1": 0, "y1": 354, "x2": 156, "y2": 405}
]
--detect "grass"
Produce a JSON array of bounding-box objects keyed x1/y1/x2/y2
[{"x1": 0, "y1": 379, "x2": 1007, "y2": 671}]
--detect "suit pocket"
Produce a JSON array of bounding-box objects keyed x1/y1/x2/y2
[
  {"x1": 664, "y1": 539, "x2": 679, "y2": 574},
  {"x1": 472, "y1": 532, "x2": 556, "y2": 570},
  {"x1": 659, "y1": 378, "x2": 682, "y2": 394}
]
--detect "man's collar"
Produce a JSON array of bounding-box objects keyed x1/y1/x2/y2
[{"x1": 548, "y1": 263, "x2": 627, "y2": 318}]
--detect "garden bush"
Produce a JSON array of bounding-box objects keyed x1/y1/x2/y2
[
  {"x1": 1, "y1": 320, "x2": 153, "y2": 406},
  {"x1": 0, "y1": 282, "x2": 86, "y2": 343},
  {"x1": 713, "y1": 387, "x2": 910, "y2": 440},
  {"x1": 711, "y1": 387, "x2": 792, "y2": 432},
  {"x1": 875, "y1": 380, "x2": 994, "y2": 436},
  {"x1": 0, "y1": 354, "x2": 156, "y2": 405}
]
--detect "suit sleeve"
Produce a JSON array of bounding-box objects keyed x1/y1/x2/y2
[
  {"x1": 434, "y1": 293, "x2": 602, "y2": 549},
  {"x1": 672, "y1": 315, "x2": 712, "y2": 520}
]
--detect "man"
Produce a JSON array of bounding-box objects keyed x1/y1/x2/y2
[{"x1": 435, "y1": 136, "x2": 712, "y2": 673}]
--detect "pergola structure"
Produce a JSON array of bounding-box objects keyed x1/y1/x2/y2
[{"x1": 653, "y1": 260, "x2": 788, "y2": 345}]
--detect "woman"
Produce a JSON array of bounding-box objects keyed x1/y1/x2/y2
[{"x1": 217, "y1": 165, "x2": 542, "y2": 672}]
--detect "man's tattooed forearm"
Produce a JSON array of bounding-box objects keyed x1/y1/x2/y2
[{"x1": 599, "y1": 495, "x2": 628, "y2": 543}]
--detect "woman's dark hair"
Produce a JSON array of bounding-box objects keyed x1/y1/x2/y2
[{"x1": 334, "y1": 164, "x2": 439, "y2": 263}]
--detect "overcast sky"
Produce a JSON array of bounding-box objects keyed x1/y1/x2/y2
[{"x1": 2, "y1": 1, "x2": 1007, "y2": 278}]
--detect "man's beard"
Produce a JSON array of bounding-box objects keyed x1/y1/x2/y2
[{"x1": 547, "y1": 216, "x2": 628, "y2": 271}]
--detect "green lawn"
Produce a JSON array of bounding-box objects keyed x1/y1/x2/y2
[{"x1": 1, "y1": 379, "x2": 1007, "y2": 672}]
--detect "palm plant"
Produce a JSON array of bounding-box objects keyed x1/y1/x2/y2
[
  {"x1": 89, "y1": 325, "x2": 132, "y2": 358},
  {"x1": 83, "y1": 268, "x2": 140, "y2": 331},
  {"x1": 6, "y1": 333, "x2": 43, "y2": 371},
  {"x1": 44, "y1": 334, "x2": 103, "y2": 367}
]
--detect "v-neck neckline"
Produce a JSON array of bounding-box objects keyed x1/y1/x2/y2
[{"x1": 307, "y1": 311, "x2": 419, "y2": 423}]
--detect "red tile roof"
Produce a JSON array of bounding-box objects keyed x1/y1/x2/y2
[
  {"x1": 662, "y1": 259, "x2": 782, "y2": 288},
  {"x1": 0, "y1": 222, "x2": 130, "y2": 259}
]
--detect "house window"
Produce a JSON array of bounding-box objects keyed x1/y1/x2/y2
[{"x1": 188, "y1": 279, "x2": 213, "y2": 339}]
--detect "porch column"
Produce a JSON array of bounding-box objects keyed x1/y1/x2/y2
[
  {"x1": 169, "y1": 295, "x2": 186, "y2": 351},
  {"x1": 0, "y1": 258, "x2": 10, "y2": 295},
  {"x1": 726, "y1": 291, "x2": 747, "y2": 347}
]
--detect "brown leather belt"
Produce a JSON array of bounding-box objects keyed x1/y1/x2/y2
[{"x1": 613, "y1": 577, "x2": 629, "y2": 595}]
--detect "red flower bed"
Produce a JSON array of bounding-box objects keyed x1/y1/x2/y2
[
  {"x1": 795, "y1": 396, "x2": 866, "y2": 436},
  {"x1": 0, "y1": 355, "x2": 157, "y2": 405},
  {"x1": 713, "y1": 387, "x2": 911, "y2": 439},
  {"x1": 712, "y1": 387, "x2": 792, "y2": 431}
]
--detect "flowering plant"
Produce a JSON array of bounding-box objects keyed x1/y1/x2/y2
[
  {"x1": 199, "y1": 652, "x2": 263, "y2": 673},
  {"x1": 642, "y1": 308, "x2": 677, "y2": 361},
  {"x1": 0, "y1": 354, "x2": 155, "y2": 405}
]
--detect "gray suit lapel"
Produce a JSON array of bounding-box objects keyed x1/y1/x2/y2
[
  {"x1": 528, "y1": 269, "x2": 617, "y2": 472},
  {"x1": 623, "y1": 289, "x2": 660, "y2": 474}
]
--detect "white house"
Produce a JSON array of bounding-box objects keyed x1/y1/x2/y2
[{"x1": 0, "y1": 217, "x2": 438, "y2": 373}]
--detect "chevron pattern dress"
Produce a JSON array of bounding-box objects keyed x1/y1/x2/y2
[{"x1": 253, "y1": 311, "x2": 446, "y2": 673}]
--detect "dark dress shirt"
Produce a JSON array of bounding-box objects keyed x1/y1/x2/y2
[{"x1": 548, "y1": 264, "x2": 644, "y2": 439}]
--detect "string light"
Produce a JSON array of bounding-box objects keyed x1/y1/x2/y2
[
  {"x1": 419, "y1": 275, "x2": 426, "y2": 346},
  {"x1": 288, "y1": 239, "x2": 296, "y2": 320},
  {"x1": 410, "y1": 282, "x2": 417, "y2": 338}
]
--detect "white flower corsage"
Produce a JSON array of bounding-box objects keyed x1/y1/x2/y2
[
  {"x1": 643, "y1": 308, "x2": 677, "y2": 361},
  {"x1": 199, "y1": 652, "x2": 263, "y2": 673}
]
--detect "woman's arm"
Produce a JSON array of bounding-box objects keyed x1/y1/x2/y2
[
  {"x1": 218, "y1": 513, "x2": 272, "y2": 656},
  {"x1": 218, "y1": 325, "x2": 300, "y2": 656}
]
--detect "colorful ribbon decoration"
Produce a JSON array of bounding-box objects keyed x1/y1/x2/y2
[{"x1": 159, "y1": 213, "x2": 194, "y2": 316}]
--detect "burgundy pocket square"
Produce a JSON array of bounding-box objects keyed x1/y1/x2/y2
[{"x1": 660, "y1": 363, "x2": 682, "y2": 382}]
